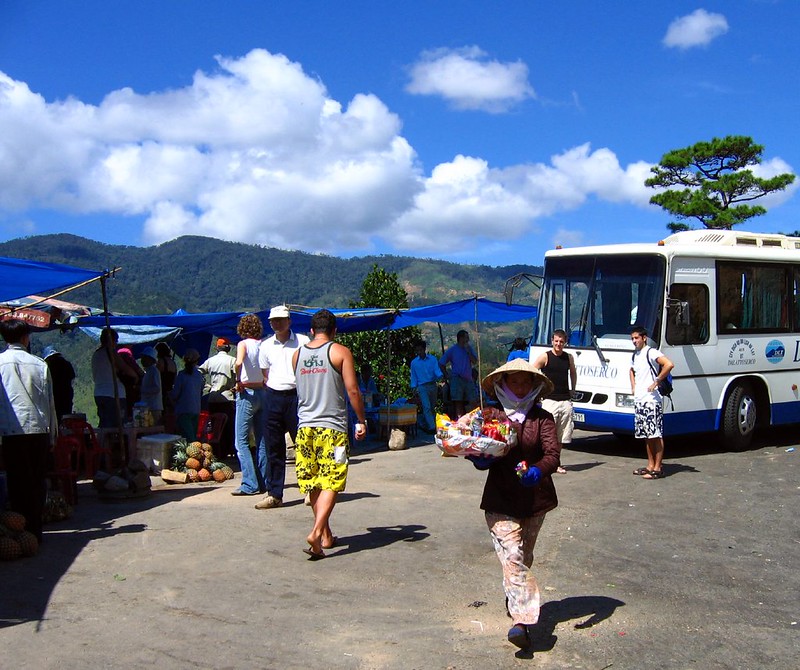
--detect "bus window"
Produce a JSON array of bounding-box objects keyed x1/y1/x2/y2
[
  {"x1": 717, "y1": 262, "x2": 789, "y2": 333},
  {"x1": 793, "y1": 268, "x2": 800, "y2": 331},
  {"x1": 666, "y1": 284, "x2": 709, "y2": 345}
]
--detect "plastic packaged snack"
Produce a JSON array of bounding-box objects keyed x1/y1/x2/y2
[{"x1": 435, "y1": 409, "x2": 517, "y2": 458}]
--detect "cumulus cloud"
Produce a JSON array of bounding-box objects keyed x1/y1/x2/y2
[
  {"x1": 405, "y1": 46, "x2": 534, "y2": 112},
  {"x1": 3, "y1": 47, "x2": 791, "y2": 261},
  {"x1": 663, "y1": 9, "x2": 729, "y2": 49}
]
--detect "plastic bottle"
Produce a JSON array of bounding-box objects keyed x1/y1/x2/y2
[{"x1": 470, "y1": 409, "x2": 484, "y2": 437}]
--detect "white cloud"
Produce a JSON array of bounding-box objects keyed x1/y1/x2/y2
[
  {"x1": 663, "y1": 9, "x2": 729, "y2": 50},
  {"x1": 406, "y1": 46, "x2": 534, "y2": 112},
  {"x1": 0, "y1": 48, "x2": 793, "y2": 261}
]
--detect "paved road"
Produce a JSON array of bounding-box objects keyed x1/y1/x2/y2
[{"x1": 1, "y1": 428, "x2": 797, "y2": 669}]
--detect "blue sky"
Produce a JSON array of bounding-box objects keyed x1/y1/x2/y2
[{"x1": 1, "y1": 1, "x2": 798, "y2": 266}]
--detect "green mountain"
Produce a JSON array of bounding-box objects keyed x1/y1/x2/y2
[
  {"x1": 0, "y1": 233, "x2": 542, "y2": 422},
  {"x1": 0, "y1": 233, "x2": 541, "y2": 312}
]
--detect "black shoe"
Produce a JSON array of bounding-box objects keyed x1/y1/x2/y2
[{"x1": 507, "y1": 624, "x2": 530, "y2": 649}]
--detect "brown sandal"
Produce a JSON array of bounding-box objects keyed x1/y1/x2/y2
[
  {"x1": 642, "y1": 470, "x2": 663, "y2": 479},
  {"x1": 632, "y1": 467, "x2": 651, "y2": 476}
]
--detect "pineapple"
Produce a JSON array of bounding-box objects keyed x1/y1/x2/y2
[
  {"x1": 218, "y1": 464, "x2": 235, "y2": 481},
  {"x1": 0, "y1": 511, "x2": 26, "y2": 533},
  {"x1": 186, "y1": 468, "x2": 199, "y2": 482},
  {"x1": 185, "y1": 457, "x2": 202, "y2": 470},
  {"x1": 197, "y1": 468, "x2": 212, "y2": 482},
  {"x1": 0, "y1": 536, "x2": 22, "y2": 561},
  {"x1": 212, "y1": 469, "x2": 227, "y2": 483},
  {"x1": 17, "y1": 531, "x2": 39, "y2": 557},
  {"x1": 186, "y1": 442, "x2": 203, "y2": 460}
]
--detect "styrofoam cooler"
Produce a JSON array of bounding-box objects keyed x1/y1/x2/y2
[{"x1": 135, "y1": 434, "x2": 182, "y2": 474}]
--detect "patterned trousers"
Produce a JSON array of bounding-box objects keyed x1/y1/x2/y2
[{"x1": 485, "y1": 511, "x2": 546, "y2": 626}]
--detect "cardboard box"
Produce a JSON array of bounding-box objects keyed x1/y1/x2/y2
[{"x1": 136, "y1": 434, "x2": 182, "y2": 474}]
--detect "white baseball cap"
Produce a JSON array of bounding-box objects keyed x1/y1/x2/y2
[{"x1": 268, "y1": 305, "x2": 290, "y2": 320}]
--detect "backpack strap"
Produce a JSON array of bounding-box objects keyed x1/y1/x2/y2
[{"x1": 645, "y1": 347, "x2": 660, "y2": 381}]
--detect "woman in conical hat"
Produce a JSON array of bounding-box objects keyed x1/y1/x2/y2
[{"x1": 468, "y1": 357, "x2": 561, "y2": 651}]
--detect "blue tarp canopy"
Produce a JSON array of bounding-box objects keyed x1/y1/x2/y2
[
  {"x1": 390, "y1": 298, "x2": 536, "y2": 329},
  {"x1": 76, "y1": 298, "x2": 536, "y2": 360},
  {"x1": 0, "y1": 256, "x2": 105, "y2": 303},
  {"x1": 77, "y1": 298, "x2": 536, "y2": 340}
]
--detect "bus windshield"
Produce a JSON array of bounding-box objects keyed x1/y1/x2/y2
[{"x1": 533, "y1": 254, "x2": 666, "y2": 347}]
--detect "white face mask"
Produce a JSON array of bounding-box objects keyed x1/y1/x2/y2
[{"x1": 494, "y1": 380, "x2": 543, "y2": 423}]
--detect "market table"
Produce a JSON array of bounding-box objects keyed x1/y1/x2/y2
[{"x1": 97, "y1": 424, "x2": 165, "y2": 466}]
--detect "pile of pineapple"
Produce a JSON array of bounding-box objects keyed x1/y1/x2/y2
[
  {"x1": 168, "y1": 439, "x2": 235, "y2": 483},
  {"x1": 0, "y1": 510, "x2": 39, "y2": 561}
]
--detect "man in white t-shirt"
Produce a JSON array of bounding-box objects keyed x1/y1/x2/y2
[
  {"x1": 254, "y1": 305, "x2": 310, "y2": 510},
  {"x1": 629, "y1": 325, "x2": 674, "y2": 480}
]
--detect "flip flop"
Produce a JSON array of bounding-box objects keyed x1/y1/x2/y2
[
  {"x1": 303, "y1": 547, "x2": 326, "y2": 560},
  {"x1": 632, "y1": 467, "x2": 651, "y2": 476},
  {"x1": 642, "y1": 470, "x2": 664, "y2": 480}
]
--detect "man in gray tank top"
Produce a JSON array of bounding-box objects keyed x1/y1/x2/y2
[{"x1": 292, "y1": 309, "x2": 367, "y2": 560}]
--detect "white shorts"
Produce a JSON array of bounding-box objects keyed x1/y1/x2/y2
[{"x1": 541, "y1": 398, "x2": 574, "y2": 444}]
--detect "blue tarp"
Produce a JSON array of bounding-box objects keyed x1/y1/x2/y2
[
  {"x1": 77, "y1": 298, "x2": 536, "y2": 340},
  {"x1": 0, "y1": 256, "x2": 105, "y2": 303}
]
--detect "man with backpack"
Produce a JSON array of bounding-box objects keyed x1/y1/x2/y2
[{"x1": 629, "y1": 325, "x2": 674, "y2": 480}]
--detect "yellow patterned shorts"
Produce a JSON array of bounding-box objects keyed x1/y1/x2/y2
[{"x1": 295, "y1": 426, "x2": 349, "y2": 493}]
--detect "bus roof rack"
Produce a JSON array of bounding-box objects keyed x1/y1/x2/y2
[{"x1": 663, "y1": 229, "x2": 800, "y2": 250}]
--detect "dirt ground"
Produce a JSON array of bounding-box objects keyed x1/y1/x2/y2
[{"x1": 1, "y1": 427, "x2": 797, "y2": 670}]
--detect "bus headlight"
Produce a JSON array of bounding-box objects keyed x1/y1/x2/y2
[{"x1": 616, "y1": 393, "x2": 635, "y2": 408}]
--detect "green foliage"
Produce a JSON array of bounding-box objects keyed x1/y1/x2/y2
[
  {"x1": 645, "y1": 135, "x2": 796, "y2": 231},
  {"x1": 339, "y1": 264, "x2": 421, "y2": 402}
]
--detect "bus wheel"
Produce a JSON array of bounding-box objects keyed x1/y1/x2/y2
[{"x1": 721, "y1": 383, "x2": 757, "y2": 451}]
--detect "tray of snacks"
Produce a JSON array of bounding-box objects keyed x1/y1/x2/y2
[{"x1": 435, "y1": 407, "x2": 516, "y2": 458}]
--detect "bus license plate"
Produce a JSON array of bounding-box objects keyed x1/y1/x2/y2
[{"x1": 573, "y1": 412, "x2": 585, "y2": 423}]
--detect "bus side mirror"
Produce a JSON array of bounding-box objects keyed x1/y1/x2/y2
[{"x1": 669, "y1": 300, "x2": 691, "y2": 326}]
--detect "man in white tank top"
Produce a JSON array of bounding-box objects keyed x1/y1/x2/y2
[{"x1": 292, "y1": 309, "x2": 367, "y2": 559}]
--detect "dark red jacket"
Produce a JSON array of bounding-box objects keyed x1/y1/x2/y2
[{"x1": 479, "y1": 406, "x2": 561, "y2": 519}]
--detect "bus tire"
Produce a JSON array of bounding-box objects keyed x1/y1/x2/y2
[{"x1": 721, "y1": 382, "x2": 757, "y2": 451}]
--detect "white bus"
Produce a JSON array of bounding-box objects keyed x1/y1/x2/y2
[{"x1": 530, "y1": 229, "x2": 800, "y2": 450}]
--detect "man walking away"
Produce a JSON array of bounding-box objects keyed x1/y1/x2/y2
[{"x1": 292, "y1": 309, "x2": 366, "y2": 559}]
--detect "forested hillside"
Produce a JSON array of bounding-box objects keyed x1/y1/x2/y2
[
  {"x1": 0, "y1": 233, "x2": 543, "y2": 421},
  {"x1": 0, "y1": 234, "x2": 541, "y2": 312}
]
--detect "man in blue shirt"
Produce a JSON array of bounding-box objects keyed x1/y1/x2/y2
[
  {"x1": 439, "y1": 329, "x2": 477, "y2": 418},
  {"x1": 410, "y1": 340, "x2": 442, "y2": 434}
]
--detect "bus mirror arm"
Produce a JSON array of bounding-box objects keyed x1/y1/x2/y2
[{"x1": 591, "y1": 335, "x2": 609, "y2": 364}]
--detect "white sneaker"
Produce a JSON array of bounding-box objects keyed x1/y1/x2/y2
[{"x1": 254, "y1": 495, "x2": 283, "y2": 510}]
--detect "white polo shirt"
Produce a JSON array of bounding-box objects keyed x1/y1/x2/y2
[{"x1": 258, "y1": 330, "x2": 310, "y2": 391}]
